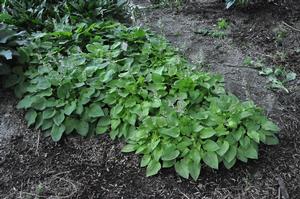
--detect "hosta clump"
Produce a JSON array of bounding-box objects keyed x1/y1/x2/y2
[
  {"x1": 13, "y1": 21, "x2": 279, "y2": 180},
  {"x1": 0, "y1": 0, "x2": 128, "y2": 30},
  {"x1": 0, "y1": 23, "x2": 27, "y2": 86}
]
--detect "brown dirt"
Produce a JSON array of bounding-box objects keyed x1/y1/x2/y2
[{"x1": 1, "y1": 0, "x2": 300, "y2": 198}]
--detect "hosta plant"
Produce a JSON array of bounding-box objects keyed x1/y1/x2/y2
[
  {"x1": 10, "y1": 21, "x2": 279, "y2": 180},
  {"x1": 0, "y1": 0, "x2": 128, "y2": 30},
  {"x1": 0, "y1": 23, "x2": 27, "y2": 85}
]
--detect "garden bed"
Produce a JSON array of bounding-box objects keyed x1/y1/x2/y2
[{"x1": 1, "y1": 0, "x2": 300, "y2": 198}]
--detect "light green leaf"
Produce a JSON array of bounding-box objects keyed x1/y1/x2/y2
[
  {"x1": 188, "y1": 160, "x2": 201, "y2": 181},
  {"x1": 111, "y1": 104, "x2": 124, "y2": 118},
  {"x1": 285, "y1": 72, "x2": 296, "y2": 82},
  {"x1": 25, "y1": 110, "x2": 37, "y2": 127},
  {"x1": 175, "y1": 159, "x2": 189, "y2": 179},
  {"x1": 53, "y1": 111, "x2": 65, "y2": 126},
  {"x1": 161, "y1": 149, "x2": 180, "y2": 161},
  {"x1": 203, "y1": 151, "x2": 219, "y2": 169},
  {"x1": 64, "y1": 101, "x2": 76, "y2": 116},
  {"x1": 247, "y1": 130, "x2": 260, "y2": 143},
  {"x1": 51, "y1": 124, "x2": 65, "y2": 142},
  {"x1": 264, "y1": 135, "x2": 279, "y2": 145},
  {"x1": 111, "y1": 119, "x2": 121, "y2": 130},
  {"x1": 76, "y1": 120, "x2": 89, "y2": 136},
  {"x1": 216, "y1": 140, "x2": 229, "y2": 156},
  {"x1": 160, "y1": 127, "x2": 180, "y2": 138},
  {"x1": 203, "y1": 140, "x2": 219, "y2": 152},
  {"x1": 102, "y1": 69, "x2": 115, "y2": 83},
  {"x1": 261, "y1": 121, "x2": 280, "y2": 132},
  {"x1": 43, "y1": 109, "x2": 56, "y2": 119},
  {"x1": 223, "y1": 158, "x2": 236, "y2": 169},
  {"x1": 121, "y1": 144, "x2": 136, "y2": 153},
  {"x1": 88, "y1": 103, "x2": 105, "y2": 117},
  {"x1": 224, "y1": 145, "x2": 237, "y2": 163},
  {"x1": 146, "y1": 160, "x2": 161, "y2": 177},
  {"x1": 141, "y1": 154, "x2": 151, "y2": 167},
  {"x1": 17, "y1": 96, "x2": 34, "y2": 109},
  {"x1": 200, "y1": 127, "x2": 216, "y2": 139}
]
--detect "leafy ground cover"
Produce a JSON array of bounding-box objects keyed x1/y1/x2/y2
[
  {"x1": 1, "y1": 0, "x2": 279, "y2": 181},
  {"x1": 1, "y1": 0, "x2": 299, "y2": 198}
]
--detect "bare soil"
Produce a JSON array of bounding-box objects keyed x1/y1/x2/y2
[{"x1": 1, "y1": 0, "x2": 300, "y2": 198}]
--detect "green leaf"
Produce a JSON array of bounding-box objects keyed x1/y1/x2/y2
[
  {"x1": 240, "y1": 145, "x2": 258, "y2": 159},
  {"x1": 223, "y1": 158, "x2": 236, "y2": 169},
  {"x1": 175, "y1": 159, "x2": 189, "y2": 179},
  {"x1": 88, "y1": 103, "x2": 105, "y2": 117},
  {"x1": 121, "y1": 144, "x2": 136, "y2": 153},
  {"x1": 216, "y1": 140, "x2": 229, "y2": 156},
  {"x1": 64, "y1": 101, "x2": 76, "y2": 115},
  {"x1": 53, "y1": 111, "x2": 65, "y2": 126},
  {"x1": 25, "y1": 110, "x2": 37, "y2": 127},
  {"x1": 146, "y1": 160, "x2": 161, "y2": 177},
  {"x1": 161, "y1": 149, "x2": 180, "y2": 161},
  {"x1": 264, "y1": 135, "x2": 279, "y2": 145},
  {"x1": 42, "y1": 119, "x2": 53, "y2": 131},
  {"x1": 232, "y1": 126, "x2": 245, "y2": 141},
  {"x1": 203, "y1": 140, "x2": 219, "y2": 152},
  {"x1": 247, "y1": 130, "x2": 260, "y2": 143},
  {"x1": 285, "y1": 72, "x2": 296, "y2": 82},
  {"x1": 223, "y1": 145, "x2": 237, "y2": 163},
  {"x1": 43, "y1": 109, "x2": 56, "y2": 119},
  {"x1": 203, "y1": 152, "x2": 219, "y2": 169},
  {"x1": 188, "y1": 149, "x2": 201, "y2": 163},
  {"x1": 162, "y1": 160, "x2": 175, "y2": 168},
  {"x1": 160, "y1": 127, "x2": 180, "y2": 138},
  {"x1": 188, "y1": 160, "x2": 201, "y2": 181},
  {"x1": 96, "y1": 117, "x2": 110, "y2": 135},
  {"x1": 102, "y1": 69, "x2": 115, "y2": 83},
  {"x1": 200, "y1": 127, "x2": 216, "y2": 139},
  {"x1": 76, "y1": 120, "x2": 89, "y2": 136},
  {"x1": 261, "y1": 121, "x2": 280, "y2": 132},
  {"x1": 141, "y1": 154, "x2": 151, "y2": 167},
  {"x1": 111, "y1": 104, "x2": 124, "y2": 118},
  {"x1": 51, "y1": 124, "x2": 65, "y2": 142},
  {"x1": 111, "y1": 119, "x2": 121, "y2": 130},
  {"x1": 17, "y1": 96, "x2": 34, "y2": 109},
  {"x1": 64, "y1": 118, "x2": 77, "y2": 134}
]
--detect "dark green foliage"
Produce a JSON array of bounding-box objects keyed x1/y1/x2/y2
[
  {"x1": 0, "y1": 23, "x2": 27, "y2": 83},
  {"x1": 0, "y1": 0, "x2": 128, "y2": 31},
  {"x1": 9, "y1": 21, "x2": 279, "y2": 180}
]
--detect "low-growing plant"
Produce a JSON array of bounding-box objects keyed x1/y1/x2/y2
[
  {"x1": 259, "y1": 66, "x2": 296, "y2": 93},
  {"x1": 8, "y1": 20, "x2": 280, "y2": 180},
  {"x1": 195, "y1": 28, "x2": 226, "y2": 39},
  {"x1": 195, "y1": 21, "x2": 229, "y2": 39},
  {"x1": 0, "y1": 23, "x2": 27, "y2": 84},
  {"x1": 0, "y1": 0, "x2": 129, "y2": 31},
  {"x1": 217, "y1": 19, "x2": 229, "y2": 30}
]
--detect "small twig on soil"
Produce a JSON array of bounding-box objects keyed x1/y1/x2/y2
[
  {"x1": 35, "y1": 132, "x2": 40, "y2": 156},
  {"x1": 178, "y1": 190, "x2": 190, "y2": 199},
  {"x1": 282, "y1": 21, "x2": 300, "y2": 32},
  {"x1": 53, "y1": 177, "x2": 78, "y2": 199},
  {"x1": 277, "y1": 176, "x2": 289, "y2": 199}
]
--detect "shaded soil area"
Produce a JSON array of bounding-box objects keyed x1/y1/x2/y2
[{"x1": 1, "y1": 0, "x2": 300, "y2": 198}]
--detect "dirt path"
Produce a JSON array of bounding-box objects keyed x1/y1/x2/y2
[{"x1": 1, "y1": 1, "x2": 300, "y2": 198}]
